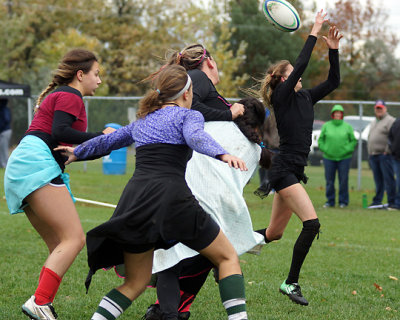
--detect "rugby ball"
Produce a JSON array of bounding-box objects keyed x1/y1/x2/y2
[{"x1": 263, "y1": 0, "x2": 301, "y2": 32}]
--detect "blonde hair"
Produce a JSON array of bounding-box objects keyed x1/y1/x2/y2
[
  {"x1": 35, "y1": 49, "x2": 98, "y2": 112},
  {"x1": 137, "y1": 65, "x2": 190, "y2": 119},
  {"x1": 259, "y1": 60, "x2": 291, "y2": 109}
]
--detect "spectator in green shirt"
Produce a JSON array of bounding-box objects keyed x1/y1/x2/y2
[{"x1": 318, "y1": 104, "x2": 357, "y2": 208}]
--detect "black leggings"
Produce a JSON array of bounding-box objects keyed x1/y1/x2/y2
[{"x1": 156, "y1": 255, "x2": 214, "y2": 319}]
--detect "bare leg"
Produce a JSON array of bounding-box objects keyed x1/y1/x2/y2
[
  {"x1": 25, "y1": 185, "x2": 85, "y2": 277},
  {"x1": 277, "y1": 183, "x2": 317, "y2": 221},
  {"x1": 117, "y1": 250, "x2": 154, "y2": 300},
  {"x1": 266, "y1": 183, "x2": 317, "y2": 241},
  {"x1": 91, "y1": 250, "x2": 154, "y2": 320},
  {"x1": 199, "y1": 230, "x2": 240, "y2": 279}
]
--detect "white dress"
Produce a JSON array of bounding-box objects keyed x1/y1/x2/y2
[{"x1": 152, "y1": 121, "x2": 265, "y2": 273}]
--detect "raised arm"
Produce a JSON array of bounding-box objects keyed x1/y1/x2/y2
[
  {"x1": 278, "y1": 10, "x2": 329, "y2": 97},
  {"x1": 307, "y1": 26, "x2": 343, "y2": 104}
]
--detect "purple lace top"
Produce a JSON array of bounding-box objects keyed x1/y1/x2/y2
[{"x1": 74, "y1": 106, "x2": 228, "y2": 159}]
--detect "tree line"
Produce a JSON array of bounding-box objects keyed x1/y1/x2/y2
[
  {"x1": 1, "y1": 0, "x2": 399, "y2": 99},
  {"x1": 1, "y1": 0, "x2": 400, "y2": 141}
]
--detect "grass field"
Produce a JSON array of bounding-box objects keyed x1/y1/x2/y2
[{"x1": 0, "y1": 156, "x2": 399, "y2": 320}]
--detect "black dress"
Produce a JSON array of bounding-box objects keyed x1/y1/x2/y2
[{"x1": 85, "y1": 144, "x2": 220, "y2": 286}]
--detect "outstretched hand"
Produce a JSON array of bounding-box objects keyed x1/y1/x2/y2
[
  {"x1": 103, "y1": 126, "x2": 117, "y2": 134},
  {"x1": 218, "y1": 154, "x2": 248, "y2": 171},
  {"x1": 322, "y1": 26, "x2": 343, "y2": 49},
  {"x1": 54, "y1": 146, "x2": 78, "y2": 165},
  {"x1": 310, "y1": 9, "x2": 329, "y2": 37}
]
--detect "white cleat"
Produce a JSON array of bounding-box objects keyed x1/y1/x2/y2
[{"x1": 22, "y1": 295, "x2": 58, "y2": 320}]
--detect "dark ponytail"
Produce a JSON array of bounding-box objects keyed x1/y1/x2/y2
[{"x1": 233, "y1": 97, "x2": 272, "y2": 169}]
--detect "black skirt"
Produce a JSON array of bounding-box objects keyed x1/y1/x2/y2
[{"x1": 86, "y1": 144, "x2": 220, "y2": 275}]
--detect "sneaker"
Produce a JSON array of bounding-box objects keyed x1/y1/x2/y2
[
  {"x1": 323, "y1": 203, "x2": 334, "y2": 208},
  {"x1": 22, "y1": 296, "x2": 58, "y2": 320},
  {"x1": 387, "y1": 206, "x2": 399, "y2": 211},
  {"x1": 367, "y1": 203, "x2": 383, "y2": 209},
  {"x1": 279, "y1": 281, "x2": 309, "y2": 306},
  {"x1": 143, "y1": 304, "x2": 162, "y2": 320},
  {"x1": 339, "y1": 203, "x2": 347, "y2": 208}
]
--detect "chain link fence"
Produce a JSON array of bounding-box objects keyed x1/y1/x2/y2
[{"x1": 10, "y1": 97, "x2": 400, "y2": 190}]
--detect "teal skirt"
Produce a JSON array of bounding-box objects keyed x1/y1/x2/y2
[{"x1": 4, "y1": 135, "x2": 74, "y2": 214}]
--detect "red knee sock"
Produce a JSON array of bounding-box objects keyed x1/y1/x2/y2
[
  {"x1": 34, "y1": 267, "x2": 62, "y2": 305},
  {"x1": 38, "y1": 266, "x2": 46, "y2": 283}
]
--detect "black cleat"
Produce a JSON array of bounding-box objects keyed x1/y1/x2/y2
[
  {"x1": 143, "y1": 304, "x2": 162, "y2": 320},
  {"x1": 279, "y1": 281, "x2": 309, "y2": 306}
]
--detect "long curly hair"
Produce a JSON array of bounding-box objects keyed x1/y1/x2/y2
[{"x1": 234, "y1": 97, "x2": 272, "y2": 169}]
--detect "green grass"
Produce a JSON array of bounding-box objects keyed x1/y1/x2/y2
[{"x1": 0, "y1": 158, "x2": 399, "y2": 319}]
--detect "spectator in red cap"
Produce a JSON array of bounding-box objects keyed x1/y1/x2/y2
[{"x1": 367, "y1": 100, "x2": 396, "y2": 209}]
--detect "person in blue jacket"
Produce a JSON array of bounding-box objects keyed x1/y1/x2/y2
[{"x1": 318, "y1": 104, "x2": 357, "y2": 208}]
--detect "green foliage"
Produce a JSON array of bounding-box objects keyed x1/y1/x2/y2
[
  {"x1": 0, "y1": 0, "x2": 102, "y2": 92},
  {"x1": 326, "y1": 0, "x2": 400, "y2": 100},
  {"x1": 228, "y1": 0, "x2": 304, "y2": 85},
  {"x1": 1, "y1": 0, "x2": 251, "y2": 141},
  {"x1": 208, "y1": 21, "x2": 249, "y2": 97},
  {"x1": 1, "y1": 0, "x2": 399, "y2": 100}
]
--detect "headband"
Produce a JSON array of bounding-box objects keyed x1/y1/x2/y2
[
  {"x1": 194, "y1": 48, "x2": 207, "y2": 66},
  {"x1": 168, "y1": 75, "x2": 192, "y2": 101}
]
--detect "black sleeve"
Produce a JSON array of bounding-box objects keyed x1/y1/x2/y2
[
  {"x1": 190, "y1": 71, "x2": 232, "y2": 121},
  {"x1": 52, "y1": 110, "x2": 103, "y2": 144},
  {"x1": 307, "y1": 49, "x2": 340, "y2": 104},
  {"x1": 191, "y1": 99, "x2": 232, "y2": 121},
  {"x1": 276, "y1": 35, "x2": 317, "y2": 100}
]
